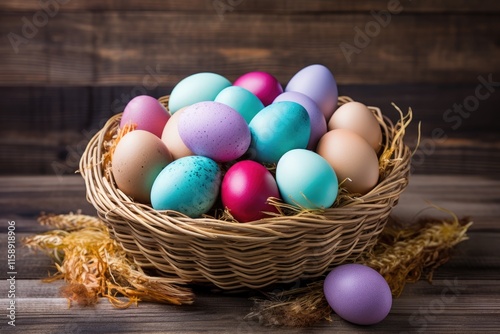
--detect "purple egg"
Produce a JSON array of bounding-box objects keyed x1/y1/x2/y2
[
  {"x1": 178, "y1": 101, "x2": 251, "y2": 162},
  {"x1": 323, "y1": 264, "x2": 392, "y2": 325},
  {"x1": 285, "y1": 64, "x2": 338, "y2": 121},
  {"x1": 273, "y1": 91, "x2": 327, "y2": 150}
]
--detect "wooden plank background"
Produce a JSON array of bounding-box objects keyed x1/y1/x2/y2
[{"x1": 0, "y1": 0, "x2": 499, "y2": 175}]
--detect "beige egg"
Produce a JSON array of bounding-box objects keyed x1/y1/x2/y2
[
  {"x1": 112, "y1": 130, "x2": 173, "y2": 203},
  {"x1": 316, "y1": 129, "x2": 379, "y2": 195},
  {"x1": 328, "y1": 101, "x2": 382, "y2": 153},
  {"x1": 161, "y1": 107, "x2": 193, "y2": 160}
]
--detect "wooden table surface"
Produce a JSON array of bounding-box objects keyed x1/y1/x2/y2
[{"x1": 1, "y1": 174, "x2": 499, "y2": 333}]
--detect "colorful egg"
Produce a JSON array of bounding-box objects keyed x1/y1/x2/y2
[
  {"x1": 161, "y1": 107, "x2": 194, "y2": 160},
  {"x1": 120, "y1": 95, "x2": 170, "y2": 138},
  {"x1": 214, "y1": 86, "x2": 264, "y2": 123},
  {"x1": 276, "y1": 149, "x2": 338, "y2": 209},
  {"x1": 285, "y1": 64, "x2": 338, "y2": 121},
  {"x1": 273, "y1": 91, "x2": 327, "y2": 150},
  {"x1": 316, "y1": 129, "x2": 379, "y2": 195},
  {"x1": 150, "y1": 156, "x2": 221, "y2": 217},
  {"x1": 323, "y1": 264, "x2": 392, "y2": 325},
  {"x1": 112, "y1": 130, "x2": 173, "y2": 204},
  {"x1": 248, "y1": 101, "x2": 310, "y2": 163},
  {"x1": 178, "y1": 101, "x2": 251, "y2": 162},
  {"x1": 328, "y1": 101, "x2": 383, "y2": 153},
  {"x1": 221, "y1": 160, "x2": 280, "y2": 222},
  {"x1": 168, "y1": 72, "x2": 231, "y2": 113},
  {"x1": 233, "y1": 71, "x2": 283, "y2": 106}
]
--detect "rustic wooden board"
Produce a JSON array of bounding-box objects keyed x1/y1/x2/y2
[
  {"x1": 1, "y1": 0, "x2": 500, "y2": 13},
  {"x1": 0, "y1": 175, "x2": 499, "y2": 333},
  {"x1": 1, "y1": 11, "x2": 499, "y2": 86}
]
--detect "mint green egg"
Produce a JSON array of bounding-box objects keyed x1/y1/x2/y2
[
  {"x1": 168, "y1": 72, "x2": 231, "y2": 113},
  {"x1": 214, "y1": 86, "x2": 264, "y2": 123},
  {"x1": 248, "y1": 101, "x2": 310, "y2": 163},
  {"x1": 276, "y1": 149, "x2": 338, "y2": 209}
]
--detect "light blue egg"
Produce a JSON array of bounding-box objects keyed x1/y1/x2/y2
[
  {"x1": 276, "y1": 149, "x2": 338, "y2": 209},
  {"x1": 168, "y1": 72, "x2": 231, "y2": 113},
  {"x1": 151, "y1": 156, "x2": 221, "y2": 217},
  {"x1": 214, "y1": 86, "x2": 264, "y2": 124},
  {"x1": 248, "y1": 101, "x2": 310, "y2": 163}
]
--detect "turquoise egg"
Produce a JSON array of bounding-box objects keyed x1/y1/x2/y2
[
  {"x1": 276, "y1": 149, "x2": 338, "y2": 209},
  {"x1": 214, "y1": 86, "x2": 264, "y2": 123},
  {"x1": 168, "y1": 72, "x2": 231, "y2": 113},
  {"x1": 248, "y1": 101, "x2": 310, "y2": 163},
  {"x1": 151, "y1": 156, "x2": 221, "y2": 217}
]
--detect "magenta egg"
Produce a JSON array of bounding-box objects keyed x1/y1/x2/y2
[
  {"x1": 120, "y1": 95, "x2": 170, "y2": 138},
  {"x1": 233, "y1": 71, "x2": 283, "y2": 106},
  {"x1": 221, "y1": 160, "x2": 280, "y2": 222},
  {"x1": 323, "y1": 264, "x2": 392, "y2": 325}
]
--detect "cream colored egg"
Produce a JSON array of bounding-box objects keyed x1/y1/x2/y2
[
  {"x1": 328, "y1": 101, "x2": 382, "y2": 153},
  {"x1": 317, "y1": 129, "x2": 379, "y2": 195},
  {"x1": 112, "y1": 130, "x2": 173, "y2": 203},
  {"x1": 161, "y1": 107, "x2": 193, "y2": 160}
]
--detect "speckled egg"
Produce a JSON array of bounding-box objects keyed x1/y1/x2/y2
[
  {"x1": 150, "y1": 156, "x2": 221, "y2": 217},
  {"x1": 178, "y1": 101, "x2": 251, "y2": 162}
]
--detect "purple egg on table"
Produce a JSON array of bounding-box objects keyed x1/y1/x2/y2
[{"x1": 323, "y1": 263, "x2": 392, "y2": 325}]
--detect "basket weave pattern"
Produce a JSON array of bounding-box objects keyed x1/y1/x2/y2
[{"x1": 79, "y1": 96, "x2": 411, "y2": 290}]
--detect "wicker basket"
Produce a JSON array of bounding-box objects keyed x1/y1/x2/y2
[{"x1": 79, "y1": 96, "x2": 411, "y2": 290}]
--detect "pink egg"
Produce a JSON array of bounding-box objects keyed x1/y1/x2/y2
[
  {"x1": 120, "y1": 95, "x2": 170, "y2": 138},
  {"x1": 233, "y1": 71, "x2": 283, "y2": 106},
  {"x1": 178, "y1": 101, "x2": 251, "y2": 162},
  {"x1": 221, "y1": 160, "x2": 280, "y2": 222}
]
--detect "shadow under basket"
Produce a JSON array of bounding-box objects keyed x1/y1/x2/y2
[{"x1": 79, "y1": 96, "x2": 412, "y2": 290}]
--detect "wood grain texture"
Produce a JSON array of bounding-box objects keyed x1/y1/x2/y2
[
  {"x1": 1, "y1": 11, "x2": 499, "y2": 86},
  {"x1": 1, "y1": 0, "x2": 500, "y2": 13},
  {"x1": 0, "y1": 175, "x2": 499, "y2": 333}
]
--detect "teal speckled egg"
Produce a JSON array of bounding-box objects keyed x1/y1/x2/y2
[{"x1": 150, "y1": 156, "x2": 221, "y2": 217}]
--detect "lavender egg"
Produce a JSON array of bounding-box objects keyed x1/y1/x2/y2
[
  {"x1": 178, "y1": 101, "x2": 251, "y2": 162},
  {"x1": 323, "y1": 264, "x2": 392, "y2": 325}
]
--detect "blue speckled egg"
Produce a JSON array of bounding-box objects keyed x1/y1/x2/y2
[
  {"x1": 150, "y1": 156, "x2": 221, "y2": 217},
  {"x1": 168, "y1": 72, "x2": 232, "y2": 114},
  {"x1": 248, "y1": 101, "x2": 310, "y2": 163}
]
